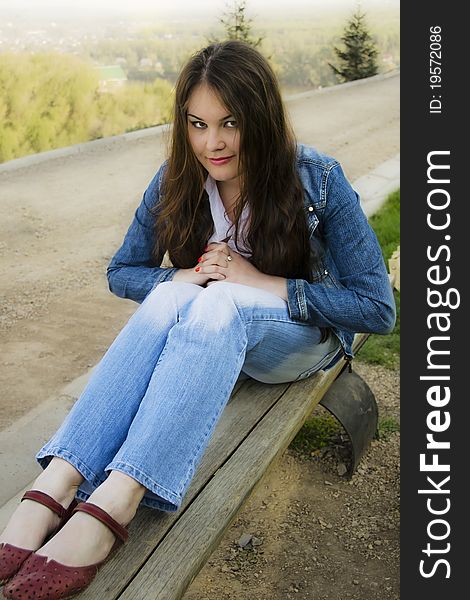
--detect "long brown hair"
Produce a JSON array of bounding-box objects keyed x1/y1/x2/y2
[{"x1": 154, "y1": 40, "x2": 315, "y2": 280}]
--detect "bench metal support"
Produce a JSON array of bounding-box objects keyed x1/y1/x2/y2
[{"x1": 319, "y1": 369, "x2": 378, "y2": 476}]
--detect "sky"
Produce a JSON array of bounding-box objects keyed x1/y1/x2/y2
[{"x1": 0, "y1": 0, "x2": 399, "y2": 21}]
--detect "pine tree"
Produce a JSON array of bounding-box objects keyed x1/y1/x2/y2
[
  {"x1": 330, "y1": 10, "x2": 379, "y2": 82},
  {"x1": 211, "y1": 1, "x2": 263, "y2": 48}
]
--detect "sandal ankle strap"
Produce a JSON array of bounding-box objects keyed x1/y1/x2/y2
[
  {"x1": 72, "y1": 502, "x2": 129, "y2": 544},
  {"x1": 21, "y1": 490, "x2": 67, "y2": 520}
]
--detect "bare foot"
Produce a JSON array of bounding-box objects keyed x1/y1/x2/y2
[
  {"x1": 35, "y1": 511, "x2": 116, "y2": 567},
  {"x1": 0, "y1": 459, "x2": 82, "y2": 551},
  {"x1": 35, "y1": 471, "x2": 145, "y2": 567}
]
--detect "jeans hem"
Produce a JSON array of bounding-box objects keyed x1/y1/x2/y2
[
  {"x1": 35, "y1": 448, "x2": 180, "y2": 513},
  {"x1": 74, "y1": 488, "x2": 177, "y2": 513},
  {"x1": 36, "y1": 447, "x2": 105, "y2": 488},
  {"x1": 106, "y1": 461, "x2": 181, "y2": 512}
]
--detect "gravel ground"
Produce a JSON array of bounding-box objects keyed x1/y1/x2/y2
[{"x1": 184, "y1": 360, "x2": 400, "y2": 600}]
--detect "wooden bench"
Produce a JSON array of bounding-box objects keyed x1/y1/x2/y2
[{"x1": 76, "y1": 333, "x2": 373, "y2": 599}]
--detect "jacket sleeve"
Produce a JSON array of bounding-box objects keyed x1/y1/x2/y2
[
  {"x1": 286, "y1": 163, "x2": 396, "y2": 334},
  {"x1": 107, "y1": 164, "x2": 178, "y2": 303}
]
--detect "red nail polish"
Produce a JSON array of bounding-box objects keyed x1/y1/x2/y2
[
  {"x1": 197, "y1": 256, "x2": 202, "y2": 263},
  {"x1": 195, "y1": 267, "x2": 200, "y2": 272}
]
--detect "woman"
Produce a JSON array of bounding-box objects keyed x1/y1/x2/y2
[{"x1": 0, "y1": 40, "x2": 395, "y2": 599}]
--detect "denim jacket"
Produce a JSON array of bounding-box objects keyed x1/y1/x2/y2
[{"x1": 107, "y1": 144, "x2": 396, "y2": 361}]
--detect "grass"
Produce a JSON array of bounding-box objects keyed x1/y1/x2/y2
[
  {"x1": 290, "y1": 410, "x2": 343, "y2": 455},
  {"x1": 358, "y1": 189, "x2": 400, "y2": 370},
  {"x1": 377, "y1": 416, "x2": 400, "y2": 439},
  {"x1": 368, "y1": 189, "x2": 400, "y2": 264}
]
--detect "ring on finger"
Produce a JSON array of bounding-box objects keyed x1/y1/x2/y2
[{"x1": 226, "y1": 255, "x2": 233, "y2": 262}]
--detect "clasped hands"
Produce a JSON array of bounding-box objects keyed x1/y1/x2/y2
[
  {"x1": 173, "y1": 241, "x2": 260, "y2": 287},
  {"x1": 172, "y1": 241, "x2": 288, "y2": 300}
]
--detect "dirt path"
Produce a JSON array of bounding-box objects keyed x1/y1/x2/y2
[{"x1": 0, "y1": 72, "x2": 399, "y2": 431}]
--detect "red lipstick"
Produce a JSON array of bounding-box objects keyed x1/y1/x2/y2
[{"x1": 208, "y1": 156, "x2": 234, "y2": 166}]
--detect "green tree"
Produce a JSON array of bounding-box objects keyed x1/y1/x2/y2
[
  {"x1": 211, "y1": 1, "x2": 263, "y2": 48},
  {"x1": 0, "y1": 53, "x2": 173, "y2": 163},
  {"x1": 329, "y1": 10, "x2": 379, "y2": 82}
]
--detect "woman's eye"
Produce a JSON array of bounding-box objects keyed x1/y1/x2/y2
[
  {"x1": 189, "y1": 121, "x2": 206, "y2": 129},
  {"x1": 225, "y1": 120, "x2": 237, "y2": 128}
]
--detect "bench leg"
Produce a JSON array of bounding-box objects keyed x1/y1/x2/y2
[{"x1": 319, "y1": 369, "x2": 378, "y2": 476}]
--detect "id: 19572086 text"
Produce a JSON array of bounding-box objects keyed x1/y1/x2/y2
[{"x1": 429, "y1": 25, "x2": 442, "y2": 114}]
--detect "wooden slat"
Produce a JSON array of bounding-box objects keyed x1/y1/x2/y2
[
  {"x1": 119, "y1": 358, "x2": 348, "y2": 599},
  {"x1": 76, "y1": 379, "x2": 289, "y2": 599}
]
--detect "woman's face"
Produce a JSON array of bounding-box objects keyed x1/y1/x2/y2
[{"x1": 187, "y1": 83, "x2": 241, "y2": 188}]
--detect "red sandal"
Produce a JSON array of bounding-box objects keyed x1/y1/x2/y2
[
  {"x1": 0, "y1": 491, "x2": 78, "y2": 585},
  {"x1": 3, "y1": 502, "x2": 129, "y2": 600}
]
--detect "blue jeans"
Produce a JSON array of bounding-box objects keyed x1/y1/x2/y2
[{"x1": 36, "y1": 282, "x2": 340, "y2": 512}]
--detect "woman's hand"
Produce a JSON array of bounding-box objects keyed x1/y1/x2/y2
[
  {"x1": 172, "y1": 267, "x2": 216, "y2": 286},
  {"x1": 200, "y1": 242, "x2": 258, "y2": 285},
  {"x1": 197, "y1": 242, "x2": 288, "y2": 299},
  {"x1": 172, "y1": 243, "x2": 230, "y2": 286}
]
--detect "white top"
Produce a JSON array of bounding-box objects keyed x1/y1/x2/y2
[{"x1": 204, "y1": 176, "x2": 252, "y2": 258}]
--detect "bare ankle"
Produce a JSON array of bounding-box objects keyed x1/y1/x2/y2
[
  {"x1": 88, "y1": 472, "x2": 145, "y2": 526},
  {"x1": 33, "y1": 458, "x2": 84, "y2": 507}
]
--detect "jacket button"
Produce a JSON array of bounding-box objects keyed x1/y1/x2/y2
[{"x1": 308, "y1": 206, "x2": 314, "y2": 212}]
